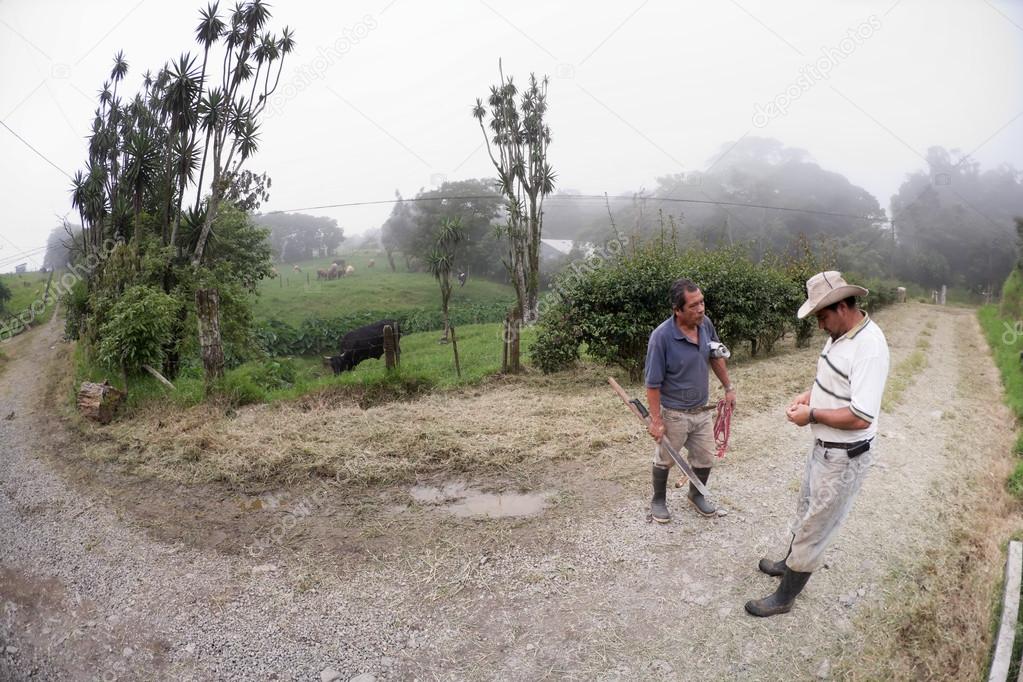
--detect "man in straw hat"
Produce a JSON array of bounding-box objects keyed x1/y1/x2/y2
[
  {"x1": 746, "y1": 271, "x2": 890, "y2": 617},
  {"x1": 645, "y1": 277, "x2": 736, "y2": 521}
]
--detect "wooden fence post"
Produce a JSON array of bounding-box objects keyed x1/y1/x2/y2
[{"x1": 384, "y1": 325, "x2": 396, "y2": 371}]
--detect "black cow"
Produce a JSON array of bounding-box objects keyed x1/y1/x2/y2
[{"x1": 327, "y1": 319, "x2": 401, "y2": 374}]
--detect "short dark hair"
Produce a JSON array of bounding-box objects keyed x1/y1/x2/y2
[
  {"x1": 670, "y1": 278, "x2": 701, "y2": 310},
  {"x1": 824, "y1": 296, "x2": 858, "y2": 312}
]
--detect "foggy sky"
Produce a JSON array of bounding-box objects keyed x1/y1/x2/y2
[{"x1": 2, "y1": 0, "x2": 1022, "y2": 271}]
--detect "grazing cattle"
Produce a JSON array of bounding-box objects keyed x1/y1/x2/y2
[
  {"x1": 317, "y1": 269, "x2": 329, "y2": 280},
  {"x1": 457, "y1": 271, "x2": 467, "y2": 287},
  {"x1": 328, "y1": 264, "x2": 339, "y2": 280},
  {"x1": 368, "y1": 259, "x2": 376, "y2": 268},
  {"x1": 270, "y1": 267, "x2": 279, "y2": 278},
  {"x1": 332, "y1": 259, "x2": 346, "y2": 268},
  {"x1": 345, "y1": 265, "x2": 355, "y2": 276},
  {"x1": 327, "y1": 319, "x2": 401, "y2": 375},
  {"x1": 293, "y1": 265, "x2": 302, "y2": 273}
]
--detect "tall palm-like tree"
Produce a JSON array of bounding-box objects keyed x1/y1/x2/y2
[
  {"x1": 191, "y1": 2, "x2": 225, "y2": 213},
  {"x1": 162, "y1": 53, "x2": 201, "y2": 248},
  {"x1": 427, "y1": 218, "x2": 465, "y2": 361},
  {"x1": 122, "y1": 130, "x2": 161, "y2": 233}
]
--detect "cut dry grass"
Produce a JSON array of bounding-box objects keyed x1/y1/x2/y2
[{"x1": 78, "y1": 366, "x2": 640, "y2": 488}]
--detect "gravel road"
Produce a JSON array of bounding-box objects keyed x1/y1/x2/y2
[{"x1": 0, "y1": 303, "x2": 1013, "y2": 680}]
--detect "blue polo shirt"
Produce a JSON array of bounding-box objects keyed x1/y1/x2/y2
[{"x1": 644, "y1": 315, "x2": 720, "y2": 410}]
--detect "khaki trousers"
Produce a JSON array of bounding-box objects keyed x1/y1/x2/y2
[
  {"x1": 652, "y1": 406, "x2": 717, "y2": 470},
  {"x1": 784, "y1": 442, "x2": 872, "y2": 573}
]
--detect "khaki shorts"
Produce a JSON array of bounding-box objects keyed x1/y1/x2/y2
[{"x1": 652, "y1": 406, "x2": 716, "y2": 470}]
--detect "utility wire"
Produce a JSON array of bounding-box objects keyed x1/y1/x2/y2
[
  {"x1": 0, "y1": 120, "x2": 72, "y2": 180},
  {"x1": 263, "y1": 194, "x2": 890, "y2": 223}
]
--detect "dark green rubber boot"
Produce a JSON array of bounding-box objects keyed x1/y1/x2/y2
[{"x1": 651, "y1": 466, "x2": 671, "y2": 523}]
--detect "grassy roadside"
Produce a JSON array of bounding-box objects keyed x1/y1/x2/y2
[
  {"x1": 835, "y1": 307, "x2": 1018, "y2": 680},
  {"x1": 978, "y1": 304, "x2": 1023, "y2": 680},
  {"x1": 979, "y1": 306, "x2": 1023, "y2": 480},
  {"x1": 72, "y1": 321, "x2": 538, "y2": 414}
]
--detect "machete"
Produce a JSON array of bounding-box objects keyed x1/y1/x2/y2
[{"x1": 608, "y1": 377, "x2": 711, "y2": 498}]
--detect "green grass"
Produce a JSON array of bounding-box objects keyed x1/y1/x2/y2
[
  {"x1": 979, "y1": 305, "x2": 1023, "y2": 420},
  {"x1": 74, "y1": 321, "x2": 537, "y2": 413},
  {"x1": 978, "y1": 305, "x2": 1023, "y2": 498},
  {"x1": 252, "y1": 250, "x2": 515, "y2": 325},
  {"x1": 0, "y1": 270, "x2": 57, "y2": 337}
]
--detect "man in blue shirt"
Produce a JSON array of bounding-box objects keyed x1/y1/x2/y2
[{"x1": 645, "y1": 278, "x2": 736, "y2": 521}]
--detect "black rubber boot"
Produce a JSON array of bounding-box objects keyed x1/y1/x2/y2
[
  {"x1": 687, "y1": 467, "x2": 716, "y2": 517},
  {"x1": 744, "y1": 567, "x2": 812, "y2": 617},
  {"x1": 758, "y1": 558, "x2": 786, "y2": 577},
  {"x1": 650, "y1": 466, "x2": 671, "y2": 523}
]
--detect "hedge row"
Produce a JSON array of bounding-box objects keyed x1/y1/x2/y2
[
  {"x1": 255, "y1": 302, "x2": 512, "y2": 356},
  {"x1": 531, "y1": 245, "x2": 897, "y2": 379}
]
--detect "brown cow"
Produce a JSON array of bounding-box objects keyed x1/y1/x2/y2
[
  {"x1": 317, "y1": 269, "x2": 329, "y2": 280},
  {"x1": 328, "y1": 264, "x2": 340, "y2": 280}
]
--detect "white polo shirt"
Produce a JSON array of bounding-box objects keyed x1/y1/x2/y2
[{"x1": 809, "y1": 312, "x2": 890, "y2": 443}]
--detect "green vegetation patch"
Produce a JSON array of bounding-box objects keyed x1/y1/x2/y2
[
  {"x1": 74, "y1": 322, "x2": 536, "y2": 415},
  {"x1": 978, "y1": 305, "x2": 1023, "y2": 499},
  {"x1": 0, "y1": 270, "x2": 57, "y2": 338},
  {"x1": 251, "y1": 254, "x2": 514, "y2": 326}
]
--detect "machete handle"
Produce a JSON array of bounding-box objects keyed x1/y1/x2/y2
[{"x1": 608, "y1": 377, "x2": 648, "y2": 423}]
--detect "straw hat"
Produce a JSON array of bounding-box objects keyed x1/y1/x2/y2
[{"x1": 797, "y1": 271, "x2": 868, "y2": 319}]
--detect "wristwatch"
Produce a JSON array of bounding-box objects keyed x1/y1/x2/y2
[{"x1": 809, "y1": 408, "x2": 817, "y2": 424}]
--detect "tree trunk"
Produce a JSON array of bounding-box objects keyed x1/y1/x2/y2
[
  {"x1": 504, "y1": 308, "x2": 522, "y2": 374},
  {"x1": 76, "y1": 381, "x2": 125, "y2": 424},
  {"x1": 195, "y1": 288, "x2": 225, "y2": 384},
  {"x1": 525, "y1": 210, "x2": 541, "y2": 323}
]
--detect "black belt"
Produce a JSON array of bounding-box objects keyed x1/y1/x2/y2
[{"x1": 816, "y1": 438, "x2": 872, "y2": 457}]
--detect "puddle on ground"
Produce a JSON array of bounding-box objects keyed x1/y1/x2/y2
[
  {"x1": 409, "y1": 482, "x2": 469, "y2": 504},
  {"x1": 409, "y1": 483, "x2": 549, "y2": 518}
]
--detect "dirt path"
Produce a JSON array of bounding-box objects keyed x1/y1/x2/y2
[{"x1": 0, "y1": 304, "x2": 1014, "y2": 680}]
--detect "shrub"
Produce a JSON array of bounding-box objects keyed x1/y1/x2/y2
[
  {"x1": 96, "y1": 285, "x2": 177, "y2": 374},
  {"x1": 529, "y1": 303, "x2": 580, "y2": 373},
  {"x1": 532, "y1": 242, "x2": 806, "y2": 379}
]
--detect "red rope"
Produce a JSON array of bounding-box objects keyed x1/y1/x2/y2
[{"x1": 714, "y1": 399, "x2": 733, "y2": 458}]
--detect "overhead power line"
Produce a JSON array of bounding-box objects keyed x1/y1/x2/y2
[
  {"x1": 262, "y1": 194, "x2": 889, "y2": 223},
  {"x1": 0, "y1": 120, "x2": 72, "y2": 180}
]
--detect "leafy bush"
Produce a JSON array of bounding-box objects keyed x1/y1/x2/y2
[
  {"x1": 529, "y1": 302, "x2": 580, "y2": 373},
  {"x1": 532, "y1": 243, "x2": 807, "y2": 379},
  {"x1": 96, "y1": 285, "x2": 177, "y2": 374}
]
